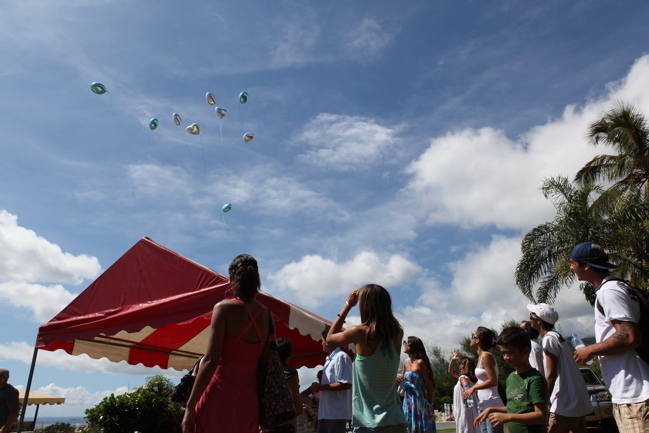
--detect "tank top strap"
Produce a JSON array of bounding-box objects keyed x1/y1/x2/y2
[{"x1": 233, "y1": 299, "x2": 265, "y2": 341}]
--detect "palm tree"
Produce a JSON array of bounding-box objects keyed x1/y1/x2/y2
[
  {"x1": 575, "y1": 102, "x2": 649, "y2": 284},
  {"x1": 516, "y1": 177, "x2": 605, "y2": 304},
  {"x1": 575, "y1": 102, "x2": 649, "y2": 199},
  {"x1": 516, "y1": 176, "x2": 649, "y2": 304}
]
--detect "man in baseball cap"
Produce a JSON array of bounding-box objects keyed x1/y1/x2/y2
[
  {"x1": 571, "y1": 242, "x2": 649, "y2": 432},
  {"x1": 0, "y1": 368, "x2": 19, "y2": 433},
  {"x1": 527, "y1": 304, "x2": 592, "y2": 432}
]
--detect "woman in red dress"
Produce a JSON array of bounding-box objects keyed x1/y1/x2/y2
[{"x1": 182, "y1": 254, "x2": 271, "y2": 433}]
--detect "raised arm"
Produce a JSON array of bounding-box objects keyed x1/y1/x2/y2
[
  {"x1": 447, "y1": 350, "x2": 461, "y2": 380},
  {"x1": 326, "y1": 290, "x2": 366, "y2": 348}
]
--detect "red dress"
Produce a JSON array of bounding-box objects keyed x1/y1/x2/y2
[{"x1": 195, "y1": 302, "x2": 266, "y2": 433}]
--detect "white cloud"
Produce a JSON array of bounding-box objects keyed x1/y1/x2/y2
[
  {"x1": 0, "y1": 210, "x2": 101, "y2": 284},
  {"x1": 268, "y1": 251, "x2": 421, "y2": 307},
  {"x1": 405, "y1": 54, "x2": 649, "y2": 231},
  {"x1": 346, "y1": 18, "x2": 393, "y2": 58},
  {"x1": 295, "y1": 114, "x2": 404, "y2": 172},
  {"x1": 0, "y1": 210, "x2": 101, "y2": 321},
  {"x1": 24, "y1": 383, "x2": 129, "y2": 418}
]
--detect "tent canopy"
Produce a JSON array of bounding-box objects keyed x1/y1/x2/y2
[
  {"x1": 18, "y1": 390, "x2": 65, "y2": 406},
  {"x1": 37, "y1": 238, "x2": 331, "y2": 371}
]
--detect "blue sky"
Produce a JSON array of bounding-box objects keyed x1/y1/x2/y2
[{"x1": 2, "y1": 0, "x2": 649, "y2": 417}]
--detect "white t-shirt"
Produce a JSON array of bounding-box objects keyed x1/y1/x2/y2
[
  {"x1": 318, "y1": 347, "x2": 352, "y2": 420},
  {"x1": 596, "y1": 278, "x2": 649, "y2": 404},
  {"x1": 529, "y1": 339, "x2": 545, "y2": 378},
  {"x1": 542, "y1": 331, "x2": 591, "y2": 416}
]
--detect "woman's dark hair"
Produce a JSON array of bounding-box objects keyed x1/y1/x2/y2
[
  {"x1": 228, "y1": 254, "x2": 261, "y2": 303},
  {"x1": 520, "y1": 321, "x2": 540, "y2": 339},
  {"x1": 475, "y1": 326, "x2": 497, "y2": 351},
  {"x1": 459, "y1": 357, "x2": 477, "y2": 383},
  {"x1": 406, "y1": 336, "x2": 436, "y2": 389},
  {"x1": 358, "y1": 284, "x2": 402, "y2": 349},
  {"x1": 275, "y1": 337, "x2": 292, "y2": 364}
]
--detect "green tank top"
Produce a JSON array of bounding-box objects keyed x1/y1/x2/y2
[{"x1": 352, "y1": 342, "x2": 406, "y2": 428}]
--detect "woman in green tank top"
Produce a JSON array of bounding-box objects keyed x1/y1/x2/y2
[{"x1": 324, "y1": 284, "x2": 407, "y2": 433}]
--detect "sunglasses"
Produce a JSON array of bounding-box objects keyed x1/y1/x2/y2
[
  {"x1": 471, "y1": 334, "x2": 478, "y2": 340},
  {"x1": 529, "y1": 313, "x2": 540, "y2": 321},
  {"x1": 402, "y1": 341, "x2": 409, "y2": 346}
]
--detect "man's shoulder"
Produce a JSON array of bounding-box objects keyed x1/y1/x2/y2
[{"x1": 331, "y1": 347, "x2": 351, "y2": 360}]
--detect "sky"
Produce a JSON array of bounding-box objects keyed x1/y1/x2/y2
[{"x1": 1, "y1": 0, "x2": 649, "y2": 418}]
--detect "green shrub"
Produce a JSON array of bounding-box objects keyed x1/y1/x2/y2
[{"x1": 84, "y1": 375, "x2": 183, "y2": 433}]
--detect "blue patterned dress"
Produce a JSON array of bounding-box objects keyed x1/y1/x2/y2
[{"x1": 402, "y1": 371, "x2": 437, "y2": 433}]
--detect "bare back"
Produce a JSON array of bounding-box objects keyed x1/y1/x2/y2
[{"x1": 220, "y1": 299, "x2": 271, "y2": 343}]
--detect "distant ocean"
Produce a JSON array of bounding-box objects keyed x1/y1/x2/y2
[{"x1": 31, "y1": 417, "x2": 87, "y2": 429}]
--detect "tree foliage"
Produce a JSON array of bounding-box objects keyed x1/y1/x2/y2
[
  {"x1": 516, "y1": 103, "x2": 649, "y2": 304},
  {"x1": 85, "y1": 375, "x2": 183, "y2": 433}
]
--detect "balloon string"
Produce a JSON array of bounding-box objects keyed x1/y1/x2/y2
[
  {"x1": 200, "y1": 135, "x2": 207, "y2": 174},
  {"x1": 221, "y1": 213, "x2": 229, "y2": 230},
  {"x1": 183, "y1": 135, "x2": 192, "y2": 157},
  {"x1": 107, "y1": 93, "x2": 125, "y2": 128},
  {"x1": 238, "y1": 104, "x2": 244, "y2": 135}
]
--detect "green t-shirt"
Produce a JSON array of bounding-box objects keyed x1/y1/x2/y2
[{"x1": 505, "y1": 368, "x2": 548, "y2": 433}]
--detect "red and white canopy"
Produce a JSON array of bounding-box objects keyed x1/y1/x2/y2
[{"x1": 37, "y1": 238, "x2": 330, "y2": 371}]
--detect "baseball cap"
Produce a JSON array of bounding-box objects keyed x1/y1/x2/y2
[
  {"x1": 570, "y1": 242, "x2": 618, "y2": 269},
  {"x1": 527, "y1": 303, "x2": 559, "y2": 325},
  {"x1": 0, "y1": 368, "x2": 9, "y2": 379}
]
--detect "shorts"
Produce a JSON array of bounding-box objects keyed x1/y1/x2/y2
[
  {"x1": 613, "y1": 400, "x2": 649, "y2": 433},
  {"x1": 548, "y1": 412, "x2": 586, "y2": 430}
]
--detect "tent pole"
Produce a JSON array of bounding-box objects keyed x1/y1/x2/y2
[
  {"x1": 33, "y1": 404, "x2": 40, "y2": 426},
  {"x1": 17, "y1": 343, "x2": 39, "y2": 433}
]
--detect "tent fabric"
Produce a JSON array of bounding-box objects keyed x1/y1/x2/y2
[
  {"x1": 37, "y1": 237, "x2": 330, "y2": 371},
  {"x1": 18, "y1": 390, "x2": 65, "y2": 406}
]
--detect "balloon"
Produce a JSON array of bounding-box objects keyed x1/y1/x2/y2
[
  {"x1": 186, "y1": 123, "x2": 200, "y2": 135},
  {"x1": 222, "y1": 203, "x2": 232, "y2": 213},
  {"x1": 239, "y1": 92, "x2": 248, "y2": 104},
  {"x1": 90, "y1": 82, "x2": 107, "y2": 95},
  {"x1": 215, "y1": 107, "x2": 227, "y2": 118},
  {"x1": 206, "y1": 93, "x2": 217, "y2": 106},
  {"x1": 173, "y1": 113, "x2": 182, "y2": 126},
  {"x1": 149, "y1": 118, "x2": 159, "y2": 130},
  {"x1": 243, "y1": 132, "x2": 254, "y2": 143}
]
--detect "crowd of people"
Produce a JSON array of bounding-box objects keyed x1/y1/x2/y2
[
  {"x1": 3, "y1": 241, "x2": 645, "y2": 433},
  {"x1": 175, "y1": 242, "x2": 648, "y2": 433}
]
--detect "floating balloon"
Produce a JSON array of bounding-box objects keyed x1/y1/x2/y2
[
  {"x1": 149, "y1": 118, "x2": 159, "y2": 130},
  {"x1": 238, "y1": 92, "x2": 248, "y2": 104},
  {"x1": 90, "y1": 82, "x2": 107, "y2": 95},
  {"x1": 186, "y1": 123, "x2": 200, "y2": 135},
  {"x1": 206, "y1": 93, "x2": 217, "y2": 106},
  {"x1": 215, "y1": 107, "x2": 227, "y2": 118},
  {"x1": 173, "y1": 113, "x2": 182, "y2": 126},
  {"x1": 222, "y1": 203, "x2": 232, "y2": 213},
  {"x1": 243, "y1": 132, "x2": 254, "y2": 143}
]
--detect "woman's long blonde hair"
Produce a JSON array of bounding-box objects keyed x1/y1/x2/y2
[{"x1": 358, "y1": 284, "x2": 402, "y2": 349}]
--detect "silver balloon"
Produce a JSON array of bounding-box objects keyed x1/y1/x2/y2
[
  {"x1": 215, "y1": 107, "x2": 227, "y2": 118},
  {"x1": 243, "y1": 132, "x2": 254, "y2": 143},
  {"x1": 206, "y1": 92, "x2": 217, "y2": 106},
  {"x1": 186, "y1": 123, "x2": 201, "y2": 135},
  {"x1": 173, "y1": 113, "x2": 182, "y2": 126}
]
